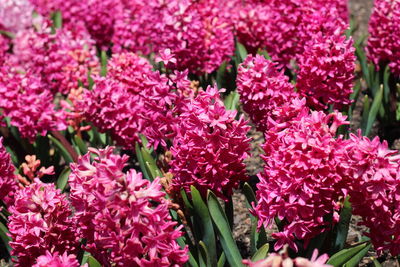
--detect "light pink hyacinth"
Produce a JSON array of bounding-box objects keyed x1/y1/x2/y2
[
  {"x1": 236, "y1": 54, "x2": 303, "y2": 132},
  {"x1": 255, "y1": 111, "x2": 349, "y2": 251},
  {"x1": 170, "y1": 86, "x2": 251, "y2": 199},
  {"x1": 243, "y1": 248, "x2": 331, "y2": 267},
  {"x1": 8, "y1": 179, "x2": 79, "y2": 267},
  {"x1": 367, "y1": 0, "x2": 400, "y2": 76},
  {"x1": 13, "y1": 22, "x2": 99, "y2": 95},
  {"x1": 0, "y1": 0, "x2": 34, "y2": 33},
  {"x1": 296, "y1": 31, "x2": 356, "y2": 110},
  {"x1": 340, "y1": 133, "x2": 400, "y2": 256},
  {"x1": 0, "y1": 137, "x2": 18, "y2": 206},
  {"x1": 0, "y1": 67, "x2": 66, "y2": 142},
  {"x1": 69, "y1": 147, "x2": 188, "y2": 266},
  {"x1": 33, "y1": 251, "x2": 82, "y2": 267}
]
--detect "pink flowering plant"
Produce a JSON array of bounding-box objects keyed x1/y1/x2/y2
[{"x1": 0, "y1": 1, "x2": 400, "y2": 266}]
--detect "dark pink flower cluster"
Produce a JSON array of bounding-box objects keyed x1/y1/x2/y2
[
  {"x1": 0, "y1": 137, "x2": 18, "y2": 206},
  {"x1": 296, "y1": 31, "x2": 356, "y2": 110},
  {"x1": 234, "y1": 0, "x2": 348, "y2": 67},
  {"x1": 236, "y1": 54, "x2": 303, "y2": 132},
  {"x1": 82, "y1": 52, "x2": 193, "y2": 149},
  {"x1": 0, "y1": 67, "x2": 66, "y2": 142},
  {"x1": 255, "y1": 111, "x2": 349, "y2": 251},
  {"x1": 69, "y1": 147, "x2": 188, "y2": 266},
  {"x1": 33, "y1": 251, "x2": 82, "y2": 267},
  {"x1": 340, "y1": 133, "x2": 400, "y2": 256},
  {"x1": 367, "y1": 0, "x2": 400, "y2": 76},
  {"x1": 243, "y1": 248, "x2": 330, "y2": 267},
  {"x1": 170, "y1": 86, "x2": 251, "y2": 199},
  {"x1": 113, "y1": 0, "x2": 234, "y2": 74},
  {"x1": 13, "y1": 23, "x2": 99, "y2": 94},
  {"x1": 8, "y1": 179, "x2": 79, "y2": 267}
]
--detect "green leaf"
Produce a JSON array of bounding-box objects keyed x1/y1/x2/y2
[
  {"x1": 331, "y1": 197, "x2": 352, "y2": 254},
  {"x1": 361, "y1": 95, "x2": 370, "y2": 135},
  {"x1": 207, "y1": 191, "x2": 243, "y2": 267},
  {"x1": 87, "y1": 255, "x2": 102, "y2": 267},
  {"x1": 243, "y1": 183, "x2": 268, "y2": 253},
  {"x1": 0, "y1": 30, "x2": 15, "y2": 39},
  {"x1": 327, "y1": 242, "x2": 369, "y2": 267},
  {"x1": 218, "y1": 253, "x2": 226, "y2": 267},
  {"x1": 216, "y1": 61, "x2": 228, "y2": 89},
  {"x1": 56, "y1": 167, "x2": 71, "y2": 192},
  {"x1": 355, "y1": 46, "x2": 370, "y2": 87},
  {"x1": 257, "y1": 49, "x2": 271, "y2": 60},
  {"x1": 198, "y1": 241, "x2": 211, "y2": 267},
  {"x1": 224, "y1": 91, "x2": 240, "y2": 111},
  {"x1": 372, "y1": 258, "x2": 382, "y2": 267},
  {"x1": 100, "y1": 50, "x2": 108, "y2": 77},
  {"x1": 181, "y1": 189, "x2": 194, "y2": 212},
  {"x1": 191, "y1": 186, "x2": 217, "y2": 266},
  {"x1": 365, "y1": 86, "x2": 383, "y2": 136},
  {"x1": 141, "y1": 147, "x2": 162, "y2": 181},
  {"x1": 236, "y1": 43, "x2": 248, "y2": 64},
  {"x1": 73, "y1": 135, "x2": 88, "y2": 155},
  {"x1": 251, "y1": 243, "x2": 270, "y2": 262},
  {"x1": 51, "y1": 11, "x2": 62, "y2": 29},
  {"x1": 343, "y1": 243, "x2": 372, "y2": 267},
  {"x1": 48, "y1": 134, "x2": 74, "y2": 164},
  {"x1": 135, "y1": 143, "x2": 151, "y2": 181},
  {"x1": 0, "y1": 221, "x2": 11, "y2": 255}
]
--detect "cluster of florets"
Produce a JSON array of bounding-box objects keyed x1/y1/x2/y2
[
  {"x1": 69, "y1": 147, "x2": 188, "y2": 266},
  {"x1": 296, "y1": 31, "x2": 356, "y2": 110},
  {"x1": 234, "y1": 0, "x2": 348, "y2": 68},
  {"x1": 13, "y1": 22, "x2": 99, "y2": 95},
  {"x1": 8, "y1": 179, "x2": 79, "y2": 267},
  {"x1": 0, "y1": 0, "x2": 34, "y2": 33},
  {"x1": 28, "y1": 0, "x2": 123, "y2": 47},
  {"x1": 255, "y1": 111, "x2": 349, "y2": 251},
  {"x1": 170, "y1": 86, "x2": 251, "y2": 199},
  {"x1": 236, "y1": 55, "x2": 302, "y2": 132},
  {"x1": 113, "y1": 0, "x2": 234, "y2": 74},
  {"x1": 0, "y1": 137, "x2": 18, "y2": 206},
  {"x1": 367, "y1": 0, "x2": 400, "y2": 76},
  {"x1": 0, "y1": 67, "x2": 66, "y2": 141},
  {"x1": 82, "y1": 52, "x2": 193, "y2": 149},
  {"x1": 340, "y1": 133, "x2": 400, "y2": 256},
  {"x1": 33, "y1": 252, "x2": 82, "y2": 267}
]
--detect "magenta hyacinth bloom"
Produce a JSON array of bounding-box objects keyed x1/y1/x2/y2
[
  {"x1": 113, "y1": 0, "x2": 234, "y2": 75},
  {"x1": 296, "y1": 31, "x2": 356, "y2": 110},
  {"x1": 235, "y1": 0, "x2": 348, "y2": 68},
  {"x1": 170, "y1": 86, "x2": 251, "y2": 199},
  {"x1": 237, "y1": 54, "x2": 303, "y2": 132},
  {"x1": 13, "y1": 22, "x2": 99, "y2": 95},
  {"x1": 0, "y1": 67, "x2": 66, "y2": 142},
  {"x1": 367, "y1": 0, "x2": 400, "y2": 76},
  {"x1": 0, "y1": 137, "x2": 18, "y2": 206},
  {"x1": 255, "y1": 111, "x2": 349, "y2": 251},
  {"x1": 33, "y1": 251, "x2": 82, "y2": 267},
  {"x1": 82, "y1": 52, "x2": 193, "y2": 149},
  {"x1": 340, "y1": 133, "x2": 400, "y2": 256},
  {"x1": 8, "y1": 179, "x2": 79, "y2": 267},
  {"x1": 69, "y1": 147, "x2": 188, "y2": 266}
]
